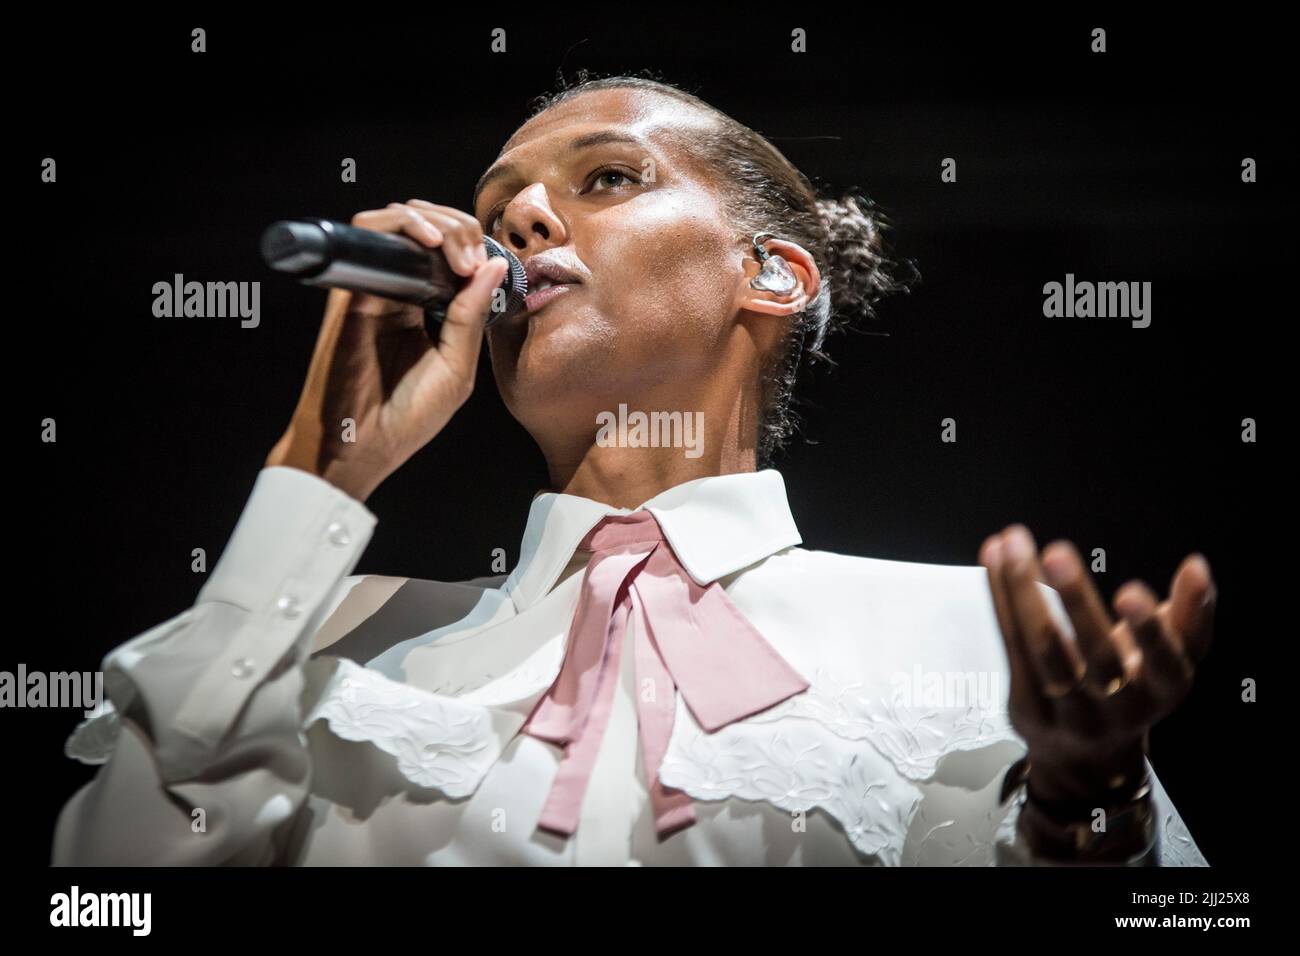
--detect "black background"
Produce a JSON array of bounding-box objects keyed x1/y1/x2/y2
[{"x1": 16, "y1": 11, "x2": 1284, "y2": 873}]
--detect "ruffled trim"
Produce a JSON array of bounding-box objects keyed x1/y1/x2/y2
[
  {"x1": 63, "y1": 704, "x2": 121, "y2": 765},
  {"x1": 659, "y1": 664, "x2": 1024, "y2": 865},
  {"x1": 63, "y1": 655, "x2": 1025, "y2": 867},
  {"x1": 659, "y1": 708, "x2": 921, "y2": 865},
  {"x1": 300, "y1": 626, "x2": 569, "y2": 797},
  {"x1": 303, "y1": 658, "x2": 517, "y2": 797},
  {"x1": 742, "y1": 665, "x2": 1022, "y2": 779}
]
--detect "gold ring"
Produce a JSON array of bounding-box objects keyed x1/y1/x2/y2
[
  {"x1": 1094, "y1": 669, "x2": 1134, "y2": 698},
  {"x1": 1043, "y1": 676, "x2": 1083, "y2": 699}
]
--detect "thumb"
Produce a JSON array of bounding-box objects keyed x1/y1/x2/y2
[{"x1": 436, "y1": 256, "x2": 509, "y2": 381}]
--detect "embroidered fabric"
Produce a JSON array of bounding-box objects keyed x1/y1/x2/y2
[
  {"x1": 63, "y1": 641, "x2": 1205, "y2": 866},
  {"x1": 61, "y1": 653, "x2": 1020, "y2": 865}
]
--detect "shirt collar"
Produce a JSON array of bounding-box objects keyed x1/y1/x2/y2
[{"x1": 503, "y1": 469, "x2": 802, "y2": 612}]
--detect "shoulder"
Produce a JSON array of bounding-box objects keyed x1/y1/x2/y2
[
  {"x1": 311, "y1": 572, "x2": 511, "y2": 659},
  {"x1": 756, "y1": 545, "x2": 1064, "y2": 613},
  {"x1": 750, "y1": 545, "x2": 996, "y2": 603},
  {"x1": 736, "y1": 546, "x2": 1065, "y2": 667}
]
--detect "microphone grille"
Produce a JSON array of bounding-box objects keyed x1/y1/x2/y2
[{"x1": 483, "y1": 236, "x2": 528, "y2": 325}]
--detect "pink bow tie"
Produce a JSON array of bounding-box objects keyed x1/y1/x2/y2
[{"x1": 521, "y1": 510, "x2": 809, "y2": 840}]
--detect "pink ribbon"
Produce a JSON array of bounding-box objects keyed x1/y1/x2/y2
[{"x1": 521, "y1": 510, "x2": 810, "y2": 840}]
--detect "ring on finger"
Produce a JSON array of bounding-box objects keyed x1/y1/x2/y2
[{"x1": 1043, "y1": 674, "x2": 1084, "y2": 699}]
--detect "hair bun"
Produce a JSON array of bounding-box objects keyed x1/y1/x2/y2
[{"x1": 809, "y1": 193, "x2": 912, "y2": 358}]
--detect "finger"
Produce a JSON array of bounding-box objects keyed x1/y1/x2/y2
[
  {"x1": 1114, "y1": 580, "x2": 1192, "y2": 699},
  {"x1": 1100, "y1": 634, "x2": 1162, "y2": 729},
  {"x1": 980, "y1": 534, "x2": 1046, "y2": 724},
  {"x1": 406, "y1": 199, "x2": 484, "y2": 235},
  {"x1": 397, "y1": 202, "x2": 486, "y2": 275},
  {"x1": 1000, "y1": 525, "x2": 1087, "y2": 696},
  {"x1": 1039, "y1": 540, "x2": 1131, "y2": 696},
  {"x1": 381, "y1": 202, "x2": 465, "y2": 262},
  {"x1": 433, "y1": 256, "x2": 508, "y2": 382},
  {"x1": 1167, "y1": 553, "x2": 1216, "y2": 663},
  {"x1": 354, "y1": 206, "x2": 443, "y2": 247}
]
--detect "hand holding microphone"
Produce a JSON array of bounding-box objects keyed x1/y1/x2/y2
[
  {"x1": 260, "y1": 212, "x2": 528, "y2": 325},
  {"x1": 264, "y1": 202, "x2": 518, "y2": 503}
]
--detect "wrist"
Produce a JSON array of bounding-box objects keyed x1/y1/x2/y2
[
  {"x1": 266, "y1": 430, "x2": 381, "y2": 504},
  {"x1": 1017, "y1": 783, "x2": 1155, "y2": 864},
  {"x1": 1026, "y1": 739, "x2": 1147, "y2": 817},
  {"x1": 1006, "y1": 743, "x2": 1157, "y2": 865}
]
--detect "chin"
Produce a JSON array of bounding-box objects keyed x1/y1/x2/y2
[{"x1": 492, "y1": 308, "x2": 622, "y2": 412}]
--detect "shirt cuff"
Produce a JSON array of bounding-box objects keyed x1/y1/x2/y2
[
  {"x1": 194, "y1": 466, "x2": 374, "y2": 610},
  {"x1": 107, "y1": 466, "x2": 376, "y2": 770}
]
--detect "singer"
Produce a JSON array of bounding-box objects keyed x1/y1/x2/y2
[{"x1": 52, "y1": 75, "x2": 1215, "y2": 866}]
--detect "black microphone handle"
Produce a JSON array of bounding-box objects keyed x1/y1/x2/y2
[{"x1": 259, "y1": 218, "x2": 528, "y2": 326}]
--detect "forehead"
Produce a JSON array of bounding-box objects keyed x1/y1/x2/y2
[
  {"x1": 475, "y1": 88, "x2": 718, "y2": 205},
  {"x1": 503, "y1": 87, "x2": 711, "y2": 156}
]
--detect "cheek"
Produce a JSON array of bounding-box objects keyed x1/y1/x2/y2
[
  {"x1": 488, "y1": 191, "x2": 739, "y2": 407},
  {"x1": 585, "y1": 194, "x2": 737, "y2": 353}
]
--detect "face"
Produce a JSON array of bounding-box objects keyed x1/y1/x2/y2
[{"x1": 475, "y1": 88, "x2": 749, "y2": 447}]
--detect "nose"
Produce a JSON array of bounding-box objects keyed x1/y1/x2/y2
[{"x1": 498, "y1": 182, "x2": 567, "y2": 256}]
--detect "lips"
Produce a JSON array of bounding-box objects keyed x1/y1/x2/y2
[
  {"x1": 524, "y1": 258, "x2": 582, "y2": 289},
  {"x1": 521, "y1": 283, "x2": 574, "y2": 316},
  {"x1": 522, "y1": 256, "x2": 583, "y2": 317}
]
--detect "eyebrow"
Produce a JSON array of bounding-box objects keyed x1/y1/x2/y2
[{"x1": 473, "y1": 131, "x2": 650, "y2": 211}]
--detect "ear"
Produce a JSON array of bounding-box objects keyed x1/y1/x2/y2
[{"x1": 735, "y1": 237, "x2": 822, "y2": 318}]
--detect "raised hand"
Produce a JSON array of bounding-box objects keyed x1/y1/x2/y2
[
  {"x1": 979, "y1": 524, "x2": 1216, "y2": 810},
  {"x1": 266, "y1": 201, "x2": 509, "y2": 502}
]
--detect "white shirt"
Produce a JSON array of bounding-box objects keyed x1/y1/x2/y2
[{"x1": 52, "y1": 466, "x2": 1207, "y2": 866}]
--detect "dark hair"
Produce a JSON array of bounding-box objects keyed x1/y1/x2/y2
[{"x1": 527, "y1": 71, "x2": 915, "y2": 466}]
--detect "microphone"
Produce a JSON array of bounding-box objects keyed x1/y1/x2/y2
[{"x1": 259, "y1": 218, "x2": 528, "y2": 326}]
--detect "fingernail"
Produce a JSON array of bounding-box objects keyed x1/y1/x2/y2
[
  {"x1": 1002, "y1": 527, "x2": 1032, "y2": 563},
  {"x1": 1040, "y1": 551, "x2": 1070, "y2": 586},
  {"x1": 421, "y1": 220, "x2": 441, "y2": 244},
  {"x1": 1114, "y1": 587, "x2": 1147, "y2": 622}
]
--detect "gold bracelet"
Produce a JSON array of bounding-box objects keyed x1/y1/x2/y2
[{"x1": 1000, "y1": 755, "x2": 1157, "y2": 865}]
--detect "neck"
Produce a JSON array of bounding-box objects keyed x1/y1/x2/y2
[{"x1": 540, "y1": 389, "x2": 760, "y2": 509}]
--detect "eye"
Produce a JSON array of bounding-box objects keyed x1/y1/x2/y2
[
  {"x1": 585, "y1": 165, "x2": 639, "y2": 194},
  {"x1": 481, "y1": 199, "x2": 511, "y2": 236},
  {"x1": 482, "y1": 166, "x2": 641, "y2": 233}
]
